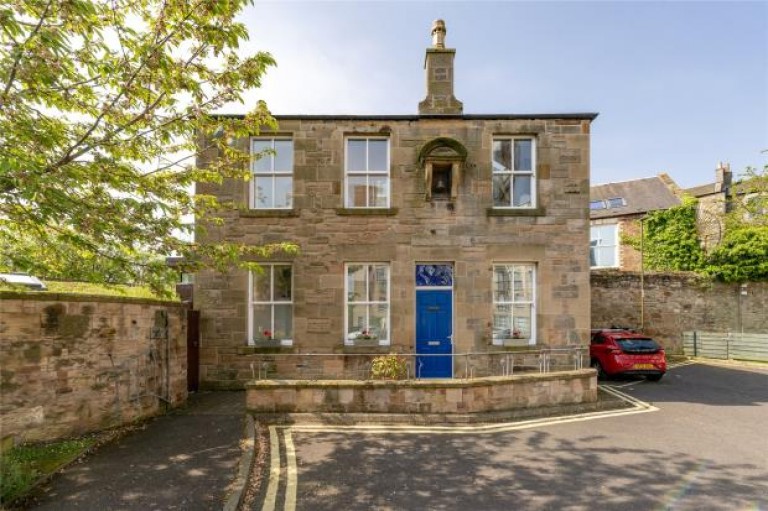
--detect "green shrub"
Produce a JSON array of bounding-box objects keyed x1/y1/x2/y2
[{"x1": 370, "y1": 354, "x2": 408, "y2": 380}]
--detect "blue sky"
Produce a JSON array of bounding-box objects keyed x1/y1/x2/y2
[{"x1": 237, "y1": 1, "x2": 767, "y2": 188}]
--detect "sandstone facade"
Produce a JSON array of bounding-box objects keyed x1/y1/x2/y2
[{"x1": 195, "y1": 115, "x2": 595, "y2": 388}]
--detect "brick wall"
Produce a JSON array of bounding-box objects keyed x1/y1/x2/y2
[
  {"x1": 591, "y1": 271, "x2": 768, "y2": 353},
  {"x1": 0, "y1": 293, "x2": 188, "y2": 443}
]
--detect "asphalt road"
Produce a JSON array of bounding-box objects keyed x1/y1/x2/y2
[{"x1": 262, "y1": 363, "x2": 768, "y2": 511}]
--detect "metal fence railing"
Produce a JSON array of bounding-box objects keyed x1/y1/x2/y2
[
  {"x1": 683, "y1": 331, "x2": 768, "y2": 362},
  {"x1": 248, "y1": 346, "x2": 589, "y2": 381}
]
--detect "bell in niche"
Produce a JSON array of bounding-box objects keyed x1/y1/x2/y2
[{"x1": 435, "y1": 175, "x2": 448, "y2": 192}]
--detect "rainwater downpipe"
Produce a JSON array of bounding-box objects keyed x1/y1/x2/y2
[{"x1": 640, "y1": 217, "x2": 645, "y2": 331}]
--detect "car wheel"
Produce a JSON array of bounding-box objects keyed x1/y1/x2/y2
[
  {"x1": 591, "y1": 360, "x2": 608, "y2": 380},
  {"x1": 646, "y1": 374, "x2": 663, "y2": 382}
]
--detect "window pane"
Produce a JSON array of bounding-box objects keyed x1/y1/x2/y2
[
  {"x1": 492, "y1": 174, "x2": 511, "y2": 207},
  {"x1": 492, "y1": 140, "x2": 512, "y2": 172},
  {"x1": 369, "y1": 304, "x2": 389, "y2": 341},
  {"x1": 601, "y1": 225, "x2": 617, "y2": 245},
  {"x1": 368, "y1": 140, "x2": 388, "y2": 171},
  {"x1": 512, "y1": 304, "x2": 532, "y2": 338},
  {"x1": 346, "y1": 176, "x2": 368, "y2": 207},
  {"x1": 252, "y1": 305, "x2": 272, "y2": 340},
  {"x1": 514, "y1": 139, "x2": 533, "y2": 171},
  {"x1": 273, "y1": 140, "x2": 293, "y2": 173},
  {"x1": 347, "y1": 264, "x2": 367, "y2": 302},
  {"x1": 512, "y1": 176, "x2": 532, "y2": 207},
  {"x1": 273, "y1": 176, "x2": 292, "y2": 208},
  {"x1": 493, "y1": 266, "x2": 512, "y2": 302},
  {"x1": 347, "y1": 304, "x2": 368, "y2": 339},
  {"x1": 254, "y1": 176, "x2": 273, "y2": 208},
  {"x1": 347, "y1": 140, "x2": 366, "y2": 171},
  {"x1": 273, "y1": 304, "x2": 292, "y2": 340},
  {"x1": 493, "y1": 304, "x2": 513, "y2": 340},
  {"x1": 597, "y1": 247, "x2": 616, "y2": 267},
  {"x1": 513, "y1": 266, "x2": 533, "y2": 302},
  {"x1": 252, "y1": 269, "x2": 272, "y2": 301},
  {"x1": 252, "y1": 140, "x2": 272, "y2": 172},
  {"x1": 274, "y1": 265, "x2": 292, "y2": 301},
  {"x1": 368, "y1": 176, "x2": 389, "y2": 208},
  {"x1": 368, "y1": 265, "x2": 388, "y2": 302}
]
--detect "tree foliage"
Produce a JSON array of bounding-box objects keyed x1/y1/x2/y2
[
  {"x1": 623, "y1": 196, "x2": 706, "y2": 272},
  {"x1": 0, "y1": 0, "x2": 295, "y2": 295}
]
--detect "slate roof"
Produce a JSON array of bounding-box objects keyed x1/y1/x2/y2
[
  {"x1": 684, "y1": 183, "x2": 718, "y2": 197},
  {"x1": 590, "y1": 176, "x2": 681, "y2": 219}
]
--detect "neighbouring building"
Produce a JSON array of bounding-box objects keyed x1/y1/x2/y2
[
  {"x1": 589, "y1": 174, "x2": 680, "y2": 271},
  {"x1": 589, "y1": 163, "x2": 734, "y2": 271},
  {"x1": 195, "y1": 21, "x2": 597, "y2": 387}
]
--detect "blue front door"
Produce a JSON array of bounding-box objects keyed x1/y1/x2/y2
[{"x1": 416, "y1": 290, "x2": 453, "y2": 378}]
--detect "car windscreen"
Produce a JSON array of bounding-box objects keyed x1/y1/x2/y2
[{"x1": 616, "y1": 338, "x2": 660, "y2": 353}]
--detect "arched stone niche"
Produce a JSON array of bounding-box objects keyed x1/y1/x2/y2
[{"x1": 418, "y1": 137, "x2": 468, "y2": 201}]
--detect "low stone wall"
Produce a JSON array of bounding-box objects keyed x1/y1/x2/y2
[
  {"x1": 246, "y1": 369, "x2": 596, "y2": 414},
  {"x1": 0, "y1": 292, "x2": 188, "y2": 443},
  {"x1": 591, "y1": 271, "x2": 768, "y2": 353}
]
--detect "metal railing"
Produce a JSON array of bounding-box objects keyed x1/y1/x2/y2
[
  {"x1": 249, "y1": 346, "x2": 588, "y2": 381},
  {"x1": 683, "y1": 331, "x2": 768, "y2": 362}
]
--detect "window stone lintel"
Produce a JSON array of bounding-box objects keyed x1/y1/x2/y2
[
  {"x1": 486, "y1": 207, "x2": 546, "y2": 217},
  {"x1": 239, "y1": 209, "x2": 299, "y2": 218},
  {"x1": 335, "y1": 208, "x2": 399, "y2": 216}
]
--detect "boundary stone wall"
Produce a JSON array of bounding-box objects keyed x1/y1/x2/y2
[
  {"x1": 0, "y1": 292, "x2": 188, "y2": 443},
  {"x1": 591, "y1": 271, "x2": 768, "y2": 353},
  {"x1": 246, "y1": 369, "x2": 596, "y2": 414}
]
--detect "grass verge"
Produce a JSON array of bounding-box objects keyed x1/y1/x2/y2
[{"x1": 0, "y1": 437, "x2": 96, "y2": 505}]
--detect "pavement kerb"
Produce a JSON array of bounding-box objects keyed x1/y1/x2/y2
[{"x1": 223, "y1": 414, "x2": 256, "y2": 511}]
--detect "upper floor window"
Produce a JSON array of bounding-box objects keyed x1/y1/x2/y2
[
  {"x1": 492, "y1": 137, "x2": 536, "y2": 208},
  {"x1": 590, "y1": 224, "x2": 618, "y2": 268},
  {"x1": 345, "y1": 138, "x2": 390, "y2": 208},
  {"x1": 252, "y1": 138, "x2": 293, "y2": 209}
]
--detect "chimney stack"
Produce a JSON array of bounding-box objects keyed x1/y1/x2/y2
[
  {"x1": 715, "y1": 162, "x2": 732, "y2": 193},
  {"x1": 418, "y1": 20, "x2": 463, "y2": 115}
]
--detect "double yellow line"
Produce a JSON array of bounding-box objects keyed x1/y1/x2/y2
[{"x1": 258, "y1": 386, "x2": 656, "y2": 510}]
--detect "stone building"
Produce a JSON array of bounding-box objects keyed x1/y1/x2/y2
[{"x1": 195, "y1": 21, "x2": 597, "y2": 387}]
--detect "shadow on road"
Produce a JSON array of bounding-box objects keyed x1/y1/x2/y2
[{"x1": 295, "y1": 429, "x2": 767, "y2": 511}]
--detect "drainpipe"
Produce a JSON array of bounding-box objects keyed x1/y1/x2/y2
[{"x1": 640, "y1": 217, "x2": 645, "y2": 331}]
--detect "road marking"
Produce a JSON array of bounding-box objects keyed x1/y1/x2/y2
[
  {"x1": 261, "y1": 426, "x2": 281, "y2": 511},
  {"x1": 289, "y1": 390, "x2": 657, "y2": 435},
  {"x1": 284, "y1": 430, "x2": 298, "y2": 511},
  {"x1": 275, "y1": 386, "x2": 658, "y2": 507}
]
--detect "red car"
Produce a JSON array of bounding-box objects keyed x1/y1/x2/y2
[{"x1": 590, "y1": 329, "x2": 667, "y2": 381}]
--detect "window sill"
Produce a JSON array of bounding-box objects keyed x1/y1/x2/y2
[
  {"x1": 489, "y1": 340, "x2": 536, "y2": 351},
  {"x1": 487, "y1": 207, "x2": 545, "y2": 217},
  {"x1": 335, "y1": 208, "x2": 398, "y2": 216},
  {"x1": 240, "y1": 342, "x2": 296, "y2": 354},
  {"x1": 339, "y1": 343, "x2": 393, "y2": 354},
  {"x1": 239, "y1": 209, "x2": 299, "y2": 218}
]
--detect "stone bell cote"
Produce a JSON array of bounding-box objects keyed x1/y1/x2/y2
[{"x1": 418, "y1": 20, "x2": 463, "y2": 115}]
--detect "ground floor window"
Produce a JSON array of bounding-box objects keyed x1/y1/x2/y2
[
  {"x1": 492, "y1": 263, "x2": 536, "y2": 345},
  {"x1": 345, "y1": 263, "x2": 390, "y2": 345},
  {"x1": 250, "y1": 264, "x2": 293, "y2": 345}
]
